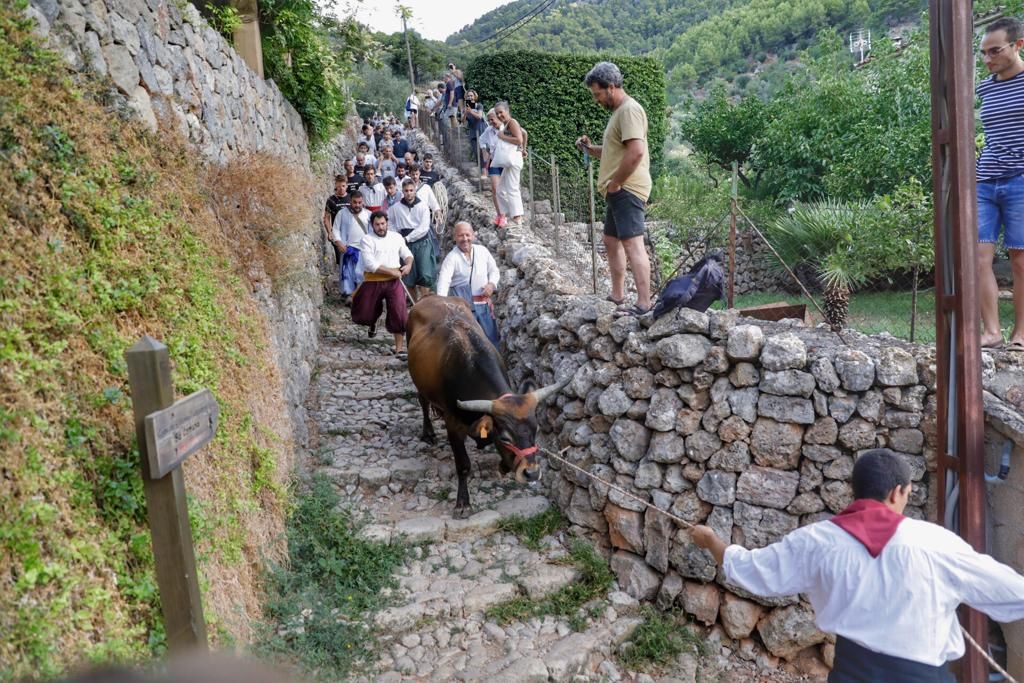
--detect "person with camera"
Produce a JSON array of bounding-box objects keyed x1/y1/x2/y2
[{"x1": 463, "y1": 90, "x2": 486, "y2": 151}]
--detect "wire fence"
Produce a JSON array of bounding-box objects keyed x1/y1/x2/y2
[{"x1": 420, "y1": 115, "x2": 958, "y2": 344}]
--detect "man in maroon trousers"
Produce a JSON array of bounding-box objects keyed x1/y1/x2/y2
[{"x1": 351, "y1": 211, "x2": 413, "y2": 358}]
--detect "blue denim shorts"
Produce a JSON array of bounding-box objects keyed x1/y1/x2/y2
[{"x1": 979, "y1": 172, "x2": 1024, "y2": 250}]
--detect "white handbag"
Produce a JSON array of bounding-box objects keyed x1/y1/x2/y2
[{"x1": 492, "y1": 125, "x2": 523, "y2": 169}]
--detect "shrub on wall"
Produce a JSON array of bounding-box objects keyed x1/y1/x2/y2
[{"x1": 466, "y1": 52, "x2": 667, "y2": 177}]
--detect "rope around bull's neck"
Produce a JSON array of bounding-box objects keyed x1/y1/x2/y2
[{"x1": 541, "y1": 446, "x2": 1017, "y2": 683}]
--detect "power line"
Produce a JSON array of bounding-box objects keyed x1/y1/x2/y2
[
  {"x1": 465, "y1": 0, "x2": 556, "y2": 47},
  {"x1": 474, "y1": 0, "x2": 559, "y2": 51}
]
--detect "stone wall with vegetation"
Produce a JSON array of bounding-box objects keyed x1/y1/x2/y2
[
  {"x1": 26, "y1": 0, "x2": 308, "y2": 165},
  {"x1": 422, "y1": 130, "x2": 1024, "y2": 672}
]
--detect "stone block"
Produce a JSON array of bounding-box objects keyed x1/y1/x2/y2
[
  {"x1": 697, "y1": 470, "x2": 737, "y2": 505},
  {"x1": 734, "y1": 502, "x2": 799, "y2": 548},
  {"x1": 834, "y1": 348, "x2": 875, "y2": 391},
  {"x1": 805, "y1": 417, "x2": 839, "y2": 444},
  {"x1": 760, "y1": 370, "x2": 816, "y2": 397},
  {"x1": 757, "y1": 604, "x2": 826, "y2": 660},
  {"x1": 394, "y1": 517, "x2": 445, "y2": 544},
  {"x1": 634, "y1": 461, "x2": 663, "y2": 489},
  {"x1": 736, "y1": 466, "x2": 799, "y2": 509},
  {"x1": 647, "y1": 388, "x2": 683, "y2": 432},
  {"x1": 876, "y1": 346, "x2": 918, "y2": 386},
  {"x1": 656, "y1": 334, "x2": 712, "y2": 368},
  {"x1": 809, "y1": 357, "x2": 840, "y2": 392},
  {"x1": 760, "y1": 333, "x2": 807, "y2": 371},
  {"x1": 757, "y1": 394, "x2": 815, "y2": 424},
  {"x1": 708, "y1": 442, "x2": 751, "y2": 472},
  {"x1": 647, "y1": 307, "x2": 710, "y2": 340},
  {"x1": 609, "y1": 418, "x2": 650, "y2": 462},
  {"x1": 446, "y1": 510, "x2": 500, "y2": 541},
  {"x1": 685, "y1": 430, "x2": 722, "y2": 463},
  {"x1": 622, "y1": 367, "x2": 655, "y2": 399},
  {"x1": 727, "y1": 325, "x2": 764, "y2": 361},
  {"x1": 610, "y1": 550, "x2": 661, "y2": 600},
  {"x1": 750, "y1": 418, "x2": 804, "y2": 469},
  {"x1": 649, "y1": 431, "x2": 687, "y2": 464},
  {"x1": 519, "y1": 564, "x2": 580, "y2": 600},
  {"x1": 838, "y1": 418, "x2": 877, "y2": 450},
  {"x1": 720, "y1": 592, "x2": 765, "y2": 640},
  {"x1": 494, "y1": 495, "x2": 551, "y2": 520},
  {"x1": 598, "y1": 383, "x2": 633, "y2": 417},
  {"x1": 729, "y1": 362, "x2": 760, "y2": 387},
  {"x1": 657, "y1": 571, "x2": 684, "y2": 611},
  {"x1": 681, "y1": 581, "x2": 720, "y2": 625},
  {"x1": 464, "y1": 583, "x2": 519, "y2": 613},
  {"x1": 605, "y1": 504, "x2": 645, "y2": 553},
  {"x1": 717, "y1": 415, "x2": 751, "y2": 442}
]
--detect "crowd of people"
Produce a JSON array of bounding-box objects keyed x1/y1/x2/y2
[{"x1": 321, "y1": 104, "x2": 502, "y2": 361}]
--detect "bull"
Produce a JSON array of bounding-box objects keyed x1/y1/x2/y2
[{"x1": 406, "y1": 296, "x2": 567, "y2": 518}]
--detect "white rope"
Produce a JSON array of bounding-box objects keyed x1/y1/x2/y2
[{"x1": 542, "y1": 446, "x2": 1018, "y2": 682}]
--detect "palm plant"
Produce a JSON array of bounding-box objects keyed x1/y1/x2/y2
[{"x1": 765, "y1": 200, "x2": 875, "y2": 330}]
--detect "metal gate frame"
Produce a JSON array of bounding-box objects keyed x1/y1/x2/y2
[{"x1": 929, "y1": 2, "x2": 988, "y2": 681}]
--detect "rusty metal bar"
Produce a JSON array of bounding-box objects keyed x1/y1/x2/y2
[{"x1": 929, "y1": 1, "x2": 988, "y2": 680}]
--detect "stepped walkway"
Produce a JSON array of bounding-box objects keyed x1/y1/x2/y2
[{"x1": 302, "y1": 290, "x2": 805, "y2": 683}]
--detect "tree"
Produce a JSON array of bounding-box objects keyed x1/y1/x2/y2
[
  {"x1": 678, "y1": 87, "x2": 769, "y2": 189},
  {"x1": 379, "y1": 30, "x2": 445, "y2": 84}
]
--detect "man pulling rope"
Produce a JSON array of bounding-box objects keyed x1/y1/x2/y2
[{"x1": 545, "y1": 446, "x2": 1023, "y2": 682}]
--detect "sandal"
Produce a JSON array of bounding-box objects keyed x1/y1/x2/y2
[
  {"x1": 1003, "y1": 341, "x2": 1024, "y2": 353},
  {"x1": 614, "y1": 304, "x2": 652, "y2": 317},
  {"x1": 394, "y1": 351, "x2": 408, "y2": 361}
]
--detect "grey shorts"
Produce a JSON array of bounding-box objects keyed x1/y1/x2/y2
[{"x1": 604, "y1": 188, "x2": 646, "y2": 239}]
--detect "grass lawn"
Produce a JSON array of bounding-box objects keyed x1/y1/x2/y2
[{"x1": 713, "y1": 290, "x2": 1017, "y2": 345}]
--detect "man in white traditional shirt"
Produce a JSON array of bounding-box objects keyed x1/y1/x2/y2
[
  {"x1": 408, "y1": 164, "x2": 441, "y2": 221},
  {"x1": 332, "y1": 192, "x2": 370, "y2": 299},
  {"x1": 358, "y1": 167, "x2": 386, "y2": 213},
  {"x1": 351, "y1": 211, "x2": 413, "y2": 355},
  {"x1": 436, "y1": 222, "x2": 501, "y2": 346},
  {"x1": 691, "y1": 448, "x2": 1024, "y2": 682},
  {"x1": 388, "y1": 178, "x2": 435, "y2": 302}
]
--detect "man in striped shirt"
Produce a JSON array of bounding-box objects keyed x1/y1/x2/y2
[{"x1": 977, "y1": 17, "x2": 1024, "y2": 351}]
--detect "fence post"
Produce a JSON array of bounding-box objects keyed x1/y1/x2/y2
[
  {"x1": 552, "y1": 155, "x2": 561, "y2": 259},
  {"x1": 729, "y1": 161, "x2": 738, "y2": 309},
  {"x1": 528, "y1": 150, "x2": 535, "y2": 230},
  {"x1": 587, "y1": 156, "x2": 599, "y2": 295},
  {"x1": 125, "y1": 338, "x2": 208, "y2": 654}
]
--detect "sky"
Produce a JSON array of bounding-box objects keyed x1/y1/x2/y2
[{"x1": 346, "y1": 0, "x2": 515, "y2": 41}]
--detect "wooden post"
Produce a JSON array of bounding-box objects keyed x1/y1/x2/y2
[
  {"x1": 728, "y1": 161, "x2": 738, "y2": 309},
  {"x1": 552, "y1": 155, "x2": 561, "y2": 259},
  {"x1": 476, "y1": 134, "x2": 483, "y2": 193},
  {"x1": 528, "y1": 150, "x2": 535, "y2": 230},
  {"x1": 125, "y1": 336, "x2": 208, "y2": 654}
]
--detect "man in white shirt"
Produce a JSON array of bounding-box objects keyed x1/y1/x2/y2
[
  {"x1": 436, "y1": 222, "x2": 501, "y2": 346},
  {"x1": 332, "y1": 192, "x2": 370, "y2": 299},
  {"x1": 358, "y1": 167, "x2": 386, "y2": 212},
  {"x1": 388, "y1": 178, "x2": 435, "y2": 302},
  {"x1": 352, "y1": 211, "x2": 413, "y2": 356},
  {"x1": 691, "y1": 448, "x2": 1024, "y2": 682},
  {"x1": 408, "y1": 164, "x2": 441, "y2": 217},
  {"x1": 352, "y1": 145, "x2": 377, "y2": 175}
]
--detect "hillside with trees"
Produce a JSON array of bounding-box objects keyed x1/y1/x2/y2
[{"x1": 445, "y1": 0, "x2": 926, "y2": 96}]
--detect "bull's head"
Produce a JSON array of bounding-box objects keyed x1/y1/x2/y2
[{"x1": 457, "y1": 375, "x2": 570, "y2": 484}]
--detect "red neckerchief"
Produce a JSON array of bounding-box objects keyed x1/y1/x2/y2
[{"x1": 830, "y1": 499, "x2": 905, "y2": 558}]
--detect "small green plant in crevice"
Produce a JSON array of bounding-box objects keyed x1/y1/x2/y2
[
  {"x1": 204, "y1": 3, "x2": 242, "y2": 41},
  {"x1": 485, "y1": 539, "x2": 613, "y2": 630},
  {"x1": 256, "y1": 475, "x2": 408, "y2": 681},
  {"x1": 617, "y1": 605, "x2": 703, "y2": 671},
  {"x1": 497, "y1": 507, "x2": 566, "y2": 551}
]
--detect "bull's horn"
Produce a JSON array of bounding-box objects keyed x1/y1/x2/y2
[
  {"x1": 532, "y1": 374, "x2": 572, "y2": 404},
  {"x1": 457, "y1": 399, "x2": 495, "y2": 414}
]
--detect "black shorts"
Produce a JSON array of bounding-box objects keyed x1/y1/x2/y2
[{"x1": 604, "y1": 188, "x2": 646, "y2": 239}]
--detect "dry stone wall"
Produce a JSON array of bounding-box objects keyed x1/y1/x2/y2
[
  {"x1": 26, "y1": 0, "x2": 308, "y2": 165},
  {"x1": 418, "y1": 131, "x2": 942, "y2": 667}
]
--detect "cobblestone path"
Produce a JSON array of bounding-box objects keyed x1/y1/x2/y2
[{"x1": 302, "y1": 292, "x2": 720, "y2": 683}]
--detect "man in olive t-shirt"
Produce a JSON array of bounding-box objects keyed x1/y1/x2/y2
[{"x1": 575, "y1": 61, "x2": 652, "y2": 315}]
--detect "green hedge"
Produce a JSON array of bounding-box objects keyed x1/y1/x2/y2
[{"x1": 465, "y1": 52, "x2": 667, "y2": 178}]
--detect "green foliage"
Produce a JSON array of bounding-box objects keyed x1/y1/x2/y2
[
  {"x1": 485, "y1": 539, "x2": 613, "y2": 631},
  {"x1": 257, "y1": 476, "x2": 408, "y2": 680},
  {"x1": 1, "y1": 5, "x2": 294, "y2": 675},
  {"x1": 618, "y1": 606, "x2": 703, "y2": 671},
  {"x1": 351, "y1": 62, "x2": 409, "y2": 119},
  {"x1": 466, "y1": 51, "x2": 667, "y2": 175},
  {"x1": 378, "y1": 30, "x2": 445, "y2": 84},
  {"x1": 203, "y1": 2, "x2": 242, "y2": 41},
  {"x1": 496, "y1": 507, "x2": 566, "y2": 551},
  {"x1": 259, "y1": 0, "x2": 373, "y2": 144},
  {"x1": 677, "y1": 86, "x2": 767, "y2": 188}
]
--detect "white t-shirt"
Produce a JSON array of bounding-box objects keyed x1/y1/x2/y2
[
  {"x1": 359, "y1": 182, "x2": 387, "y2": 209},
  {"x1": 436, "y1": 244, "x2": 500, "y2": 298},
  {"x1": 722, "y1": 516, "x2": 1024, "y2": 666},
  {"x1": 359, "y1": 230, "x2": 412, "y2": 273},
  {"x1": 416, "y1": 183, "x2": 439, "y2": 212},
  {"x1": 388, "y1": 198, "x2": 431, "y2": 243},
  {"x1": 332, "y1": 208, "x2": 371, "y2": 246}
]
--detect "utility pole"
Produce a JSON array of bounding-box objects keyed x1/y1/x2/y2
[{"x1": 398, "y1": 5, "x2": 416, "y2": 92}]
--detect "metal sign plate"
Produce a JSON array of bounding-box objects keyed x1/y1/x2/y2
[{"x1": 144, "y1": 389, "x2": 219, "y2": 478}]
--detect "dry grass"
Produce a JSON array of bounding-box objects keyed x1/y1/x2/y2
[
  {"x1": 0, "y1": 6, "x2": 303, "y2": 677},
  {"x1": 205, "y1": 153, "x2": 316, "y2": 284}
]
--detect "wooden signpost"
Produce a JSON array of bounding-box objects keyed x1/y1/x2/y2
[{"x1": 125, "y1": 336, "x2": 213, "y2": 653}]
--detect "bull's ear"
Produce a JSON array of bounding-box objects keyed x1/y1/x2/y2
[{"x1": 470, "y1": 415, "x2": 494, "y2": 440}]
